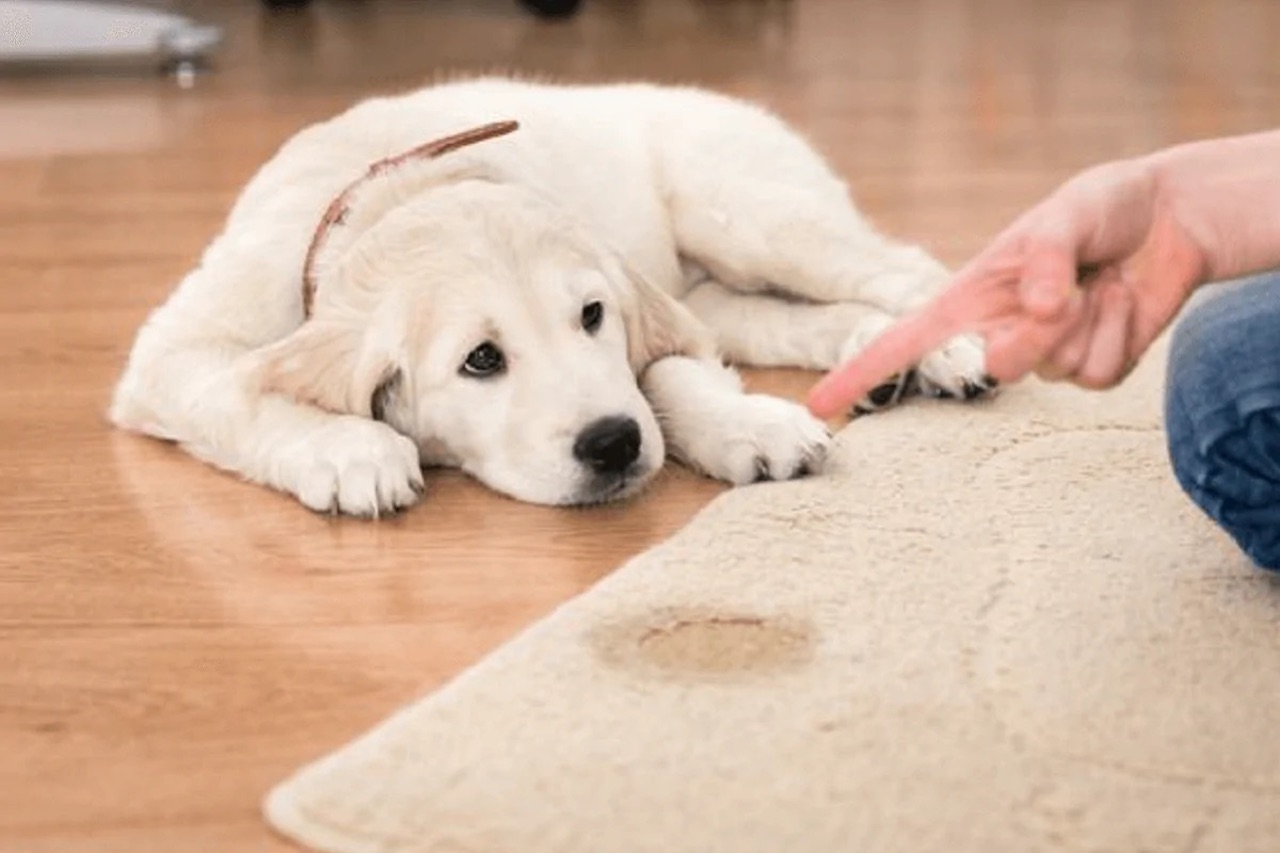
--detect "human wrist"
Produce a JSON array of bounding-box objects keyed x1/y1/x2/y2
[
  {"x1": 1138, "y1": 146, "x2": 1219, "y2": 296},
  {"x1": 1147, "y1": 131, "x2": 1280, "y2": 284}
]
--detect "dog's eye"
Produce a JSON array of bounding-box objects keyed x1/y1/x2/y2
[
  {"x1": 581, "y1": 300, "x2": 604, "y2": 334},
  {"x1": 460, "y1": 342, "x2": 506, "y2": 378}
]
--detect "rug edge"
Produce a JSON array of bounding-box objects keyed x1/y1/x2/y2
[{"x1": 265, "y1": 776, "x2": 382, "y2": 853}]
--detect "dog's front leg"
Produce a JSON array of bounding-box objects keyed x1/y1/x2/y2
[
  {"x1": 111, "y1": 343, "x2": 424, "y2": 517},
  {"x1": 641, "y1": 356, "x2": 831, "y2": 484}
]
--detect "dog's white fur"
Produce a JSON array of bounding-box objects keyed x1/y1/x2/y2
[{"x1": 110, "y1": 76, "x2": 988, "y2": 516}]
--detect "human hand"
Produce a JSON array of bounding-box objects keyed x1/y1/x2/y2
[{"x1": 807, "y1": 157, "x2": 1209, "y2": 419}]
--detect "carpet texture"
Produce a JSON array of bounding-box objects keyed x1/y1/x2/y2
[{"x1": 264, "y1": 340, "x2": 1280, "y2": 853}]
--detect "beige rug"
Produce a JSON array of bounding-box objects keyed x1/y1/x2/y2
[{"x1": 264, "y1": 338, "x2": 1280, "y2": 853}]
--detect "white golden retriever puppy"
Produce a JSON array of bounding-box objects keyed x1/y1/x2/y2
[{"x1": 110, "y1": 76, "x2": 992, "y2": 516}]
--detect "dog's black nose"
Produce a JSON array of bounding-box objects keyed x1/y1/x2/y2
[{"x1": 573, "y1": 416, "x2": 641, "y2": 474}]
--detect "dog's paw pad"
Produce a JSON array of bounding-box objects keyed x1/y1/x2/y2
[
  {"x1": 926, "y1": 373, "x2": 999, "y2": 401},
  {"x1": 963, "y1": 374, "x2": 999, "y2": 400},
  {"x1": 751, "y1": 454, "x2": 818, "y2": 483},
  {"x1": 851, "y1": 368, "x2": 917, "y2": 417}
]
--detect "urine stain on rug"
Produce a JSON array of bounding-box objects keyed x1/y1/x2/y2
[{"x1": 590, "y1": 607, "x2": 815, "y2": 681}]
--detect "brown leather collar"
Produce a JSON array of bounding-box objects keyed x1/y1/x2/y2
[{"x1": 301, "y1": 120, "x2": 519, "y2": 318}]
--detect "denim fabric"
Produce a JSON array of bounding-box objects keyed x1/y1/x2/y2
[{"x1": 1165, "y1": 272, "x2": 1280, "y2": 570}]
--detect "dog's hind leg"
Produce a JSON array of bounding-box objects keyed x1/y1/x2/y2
[
  {"x1": 681, "y1": 280, "x2": 966, "y2": 414},
  {"x1": 681, "y1": 278, "x2": 893, "y2": 370},
  {"x1": 655, "y1": 100, "x2": 995, "y2": 404},
  {"x1": 668, "y1": 180, "x2": 994, "y2": 403}
]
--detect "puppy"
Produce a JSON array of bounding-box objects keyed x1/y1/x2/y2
[{"x1": 110, "y1": 76, "x2": 991, "y2": 516}]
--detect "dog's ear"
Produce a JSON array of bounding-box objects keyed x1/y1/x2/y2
[
  {"x1": 610, "y1": 257, "x2": 717, "y2": 373},
  {"x1": 250, "y1": 318, "x2": 399, "y2": 418}
]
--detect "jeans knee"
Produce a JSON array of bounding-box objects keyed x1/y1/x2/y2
[{"x1": 1164, "y1": 273, "x2": 1280, "y2": 571}]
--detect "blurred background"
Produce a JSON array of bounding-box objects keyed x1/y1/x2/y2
[{"x1": 3, "y1": 0, "x2": 1278, "y2": 260}]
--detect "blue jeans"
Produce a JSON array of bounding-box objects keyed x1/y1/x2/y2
[{"x1": 1164, "y1": 271, "x2": 1280, "y2": 571}]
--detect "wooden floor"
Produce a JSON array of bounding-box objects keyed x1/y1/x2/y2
[{"x1": 2, "y1": 0, "x2": 1278, "y2": 850}]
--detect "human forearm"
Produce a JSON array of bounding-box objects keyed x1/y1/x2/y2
[{"x1": 1151, "y1": 129, "x2": 1280, "y2": 283}]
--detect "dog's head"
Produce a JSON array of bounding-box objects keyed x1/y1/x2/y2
[{"x1": 251, "y1": 122, "x2": 712, "y2": 506}]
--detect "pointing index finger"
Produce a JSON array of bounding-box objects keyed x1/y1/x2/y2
[{"x1": 805, "y1": 290, "x2": 975, "y2": 419}]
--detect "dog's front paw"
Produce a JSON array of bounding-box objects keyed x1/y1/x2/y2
[
  {"x1": 683, "y1": 395, "x2": 831, "y2": 486},
  {"x1": 839, "y1": 325, "x2": 998, "y2": 416},
  {"x1": 282, "y1": 418, "x2": 424, "y2": 517},
  {"x1": 916, "y1": 332, "x2": 998, "y2": 402}
]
